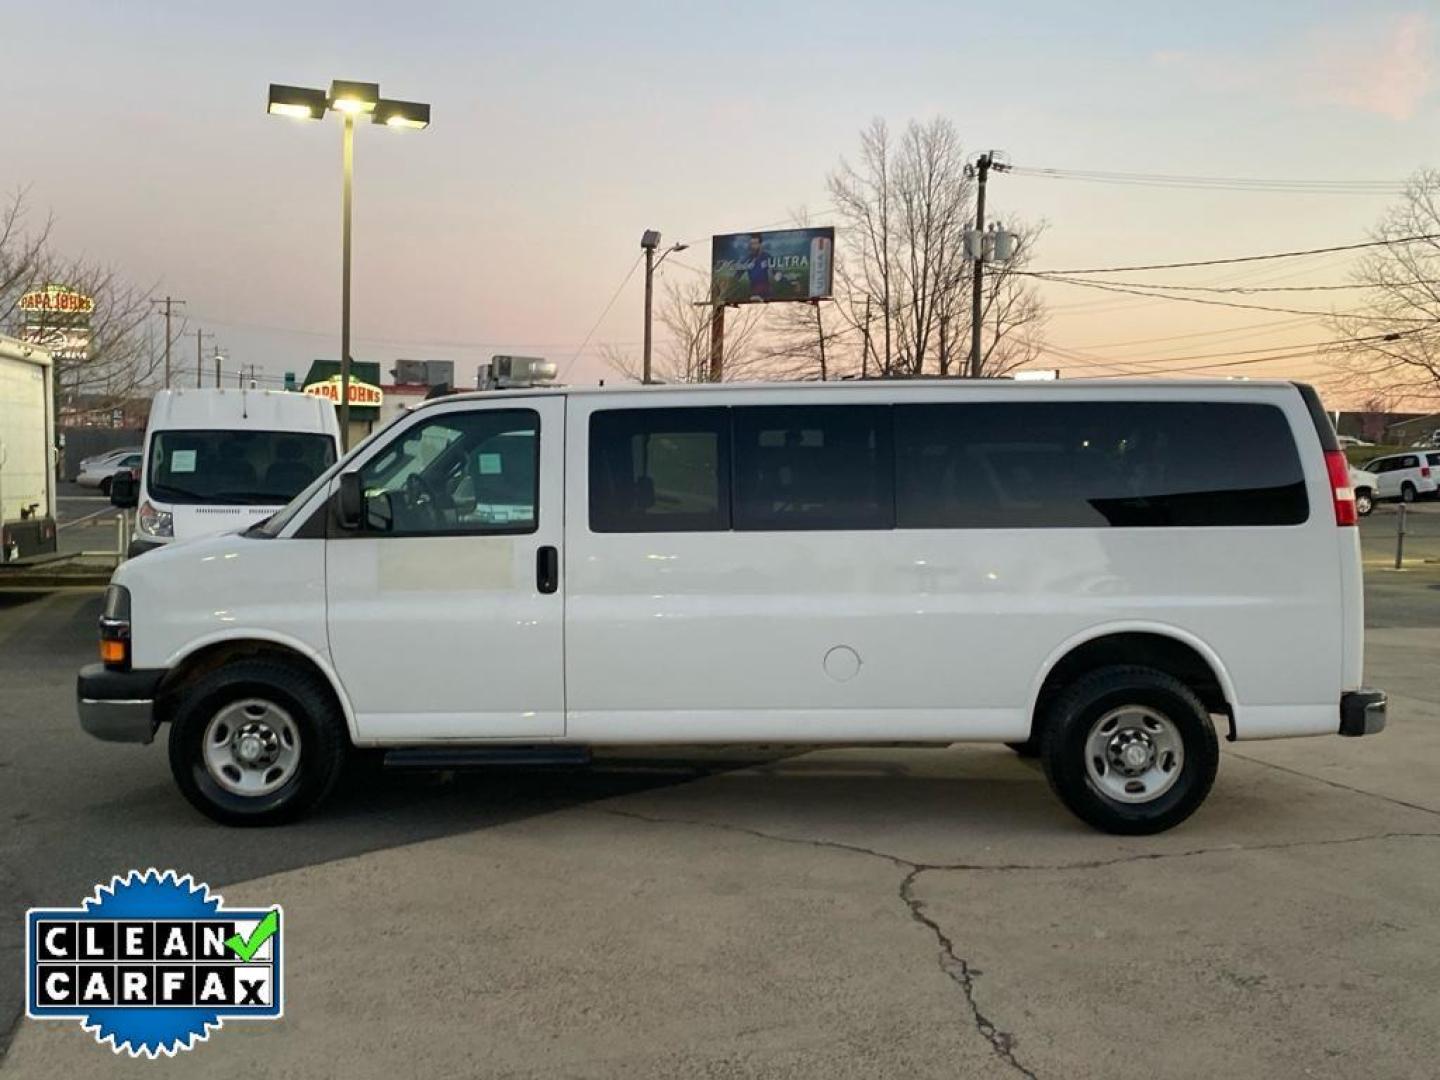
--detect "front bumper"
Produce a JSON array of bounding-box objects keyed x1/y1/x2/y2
[
  {"x1": 1340, "y1": 689, "x2": 1387, "y2": 737},
  {"x1": 76, "y1": 664, "x2": 165, "y2": 744},
  {"x1": 126, "y1": 537, "x2": 166, "y2": 559}
]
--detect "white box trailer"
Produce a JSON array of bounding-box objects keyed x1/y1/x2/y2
[{"x1": 0, "y1": 334, "x2": 58, "y2": 562}]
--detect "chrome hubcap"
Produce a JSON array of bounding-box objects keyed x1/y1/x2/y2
[
  {"x1": 1084, "y1": 706, "x2": 1184, "y2": 804},
  {"x1": 202, "y1": 699, "x2": 301, "y2": 797}
]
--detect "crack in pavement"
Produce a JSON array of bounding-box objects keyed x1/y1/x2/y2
[
  {"x1": 602, "y1": 806, "x2": 1440, "y2": 1080},
  {"x1": 898, "y1": 866, "x2": 1040, "y2": 1079}
]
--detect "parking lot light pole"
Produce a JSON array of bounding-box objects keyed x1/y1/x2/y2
[{"x1": 267, "y1": 81, "x2": 431, "y2": 449}]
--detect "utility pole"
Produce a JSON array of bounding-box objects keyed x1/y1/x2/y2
[
  {"x1": 214, "y1": 349, "x2": 223, "y2": 388},
  {"x1": 939, "y1": 312, "x2": 950, "y2": 376},
  {"x1": 150, "y1": 296, "x2": 186, "y2": 388},
  {"x1": 968, "y1": 154, "x2": 991, "y2": 379},
  {"x1": 194, "y1": 329, "x2": 214, "y2": 388},
  {"x1": 967, "y1": 151, "x2": 1011, "y2": 378}
]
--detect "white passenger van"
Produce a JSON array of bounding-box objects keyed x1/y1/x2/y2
[
  {"x1": 111, "y1": 388, "x2": 341, "y2": 556},
  {"x1": 77, "y1": 380, "x2": 1385, "y2": 834}
]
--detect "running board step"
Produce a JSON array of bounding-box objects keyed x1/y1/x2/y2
[{"x1": 382, "y1": 746, "x2": 593, "y2": 770}]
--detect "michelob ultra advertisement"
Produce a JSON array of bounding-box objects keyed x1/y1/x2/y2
[{"x1": 711, "y1": 228, "x2": 834, "y2": 305}]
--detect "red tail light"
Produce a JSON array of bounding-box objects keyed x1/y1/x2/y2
[
  {"x1": 1422, "y1": 466, "x2": 1432, "y2": 479},
  {"x1": 1325, "y1": 450, "x2": 1357, "y2": 526}
]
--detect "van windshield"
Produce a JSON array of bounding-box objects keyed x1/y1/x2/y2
[{"x1": 147, "y1": 429, "x2": 338, "y2": 505}]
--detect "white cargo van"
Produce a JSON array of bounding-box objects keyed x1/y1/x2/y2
[
  {"x1": 112, "y1": 388, "x2": 340, "y2": 556},
  {"x1": 78, "y1": 380, "x2": 1385, "y2": 833}
]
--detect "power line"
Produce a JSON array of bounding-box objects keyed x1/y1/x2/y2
[
  {"x1": 1008, "y1": 165, "x2": 1406, "y2": 195},
  {"x1": 1034, "y1": 277, "x2": 1437, "y2": 295},
  {"x1": 562, "y1": 251, "x2": 646, "y2": 379},
  {"x1": 186, "y1": 312, "x2": 642, "y2": 353},
  {"x1": 1030, "y1": 234, "x2": 1440, "y2": 276},
  {"x1": 1023, "y1": 274, "x2": 1439, "y2": 322}
]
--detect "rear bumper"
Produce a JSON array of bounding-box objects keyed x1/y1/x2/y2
[
  {"x1": 76, "y1": 663, "x2": 165, "y2": 744},
  {"x1": 2, "y1": 517, "x2": 57, "y2": 562},
  {"x1": 1339, "y1": 689, "x2": 1387, "y2": 737}
]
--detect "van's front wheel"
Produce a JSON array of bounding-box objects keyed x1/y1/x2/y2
[
  {"x1": 168, "y1": 660, "x2": 348, "y2": 826},
  {"x1": 1040, "y1": 666, "x2": 1218, "y2": 835}
]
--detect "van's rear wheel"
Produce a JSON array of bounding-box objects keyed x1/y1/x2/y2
[
  {"x1": 1401, "y1": 482, "x2": 1417, "y2": 504},
  {"x1": 168, "y1": 660, "x2": 348, "y2": 826},
  {"x1": 1040, "y1": 666, "x2": 1218, "y2": 835}
]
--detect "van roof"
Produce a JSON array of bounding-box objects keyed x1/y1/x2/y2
[
  {"x1": 410, "y1": 377, "x2": 1305, "y2": 411},
  {"x1": 146, "y1": 387, "x2": 340, "y2": 435}
]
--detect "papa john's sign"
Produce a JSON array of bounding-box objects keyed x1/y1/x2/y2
[{"x1": 302, "y1": 376, "x2": 383, "y2": 408}]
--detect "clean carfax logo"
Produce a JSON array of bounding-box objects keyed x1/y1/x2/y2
[{"x1": 25, "y1": 869, "x2": 283, "y2": 1057}]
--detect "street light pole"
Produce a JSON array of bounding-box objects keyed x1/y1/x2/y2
[
  {"x1": 340, "y1": 112, "x2": 354, "y2": 447},
  {"x1": 639, "y1": 230, "x2": 686, "y2": 385},
  {"x1": 642, "y1": 240, "x2": 656, "y2": 385}
]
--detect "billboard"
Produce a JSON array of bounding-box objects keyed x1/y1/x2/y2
[
  {"x1": 711, "y1": 228, "x2": 834, "y2": 305},
  {"x1": 18, "y1": 283, "x2": 94, "y2": 361}
]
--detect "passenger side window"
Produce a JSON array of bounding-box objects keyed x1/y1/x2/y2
[
  {"x1": 356, "y1": 409, "x2": 538, "y2": 535},
  {"x1": 589, "y1": 408, "x2": 729, "y2": 532},
  {"x1": 894, "y1": 401, "x2": 1308, "y2": 528},
  {"x1": 731, "y1": 405, "x2": 894, "y2": 530}
]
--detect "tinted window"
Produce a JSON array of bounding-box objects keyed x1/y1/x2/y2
[
  {"x1": 357, "y1": 409, "x2": 538, "y2": 535},
  {"x1": 1427, "y1": 454, "x2": 1440, "y2": 467},
  {"x1": 732, "y1": 405, "x2": 894, "y2": 530},
  {"x1": 895, "y1": 401, "x2": 1308, "y2": 528},
  {"x1": 148, "y1": 430, "x2": 337, "y2": 505},
  {"x1": 590, "y1": 408, "x2": 729, "y2": 532},
  {"x1": 1402, "y1": 455, "x2": 1420, "y2": 469}
]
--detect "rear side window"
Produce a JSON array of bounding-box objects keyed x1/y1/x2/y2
[
  {"x1": 589, "y1": 408, "x2": 730, "y2": 532},
  {"x1": 732, "y1": 405, "x2": 894, "y2": 530},
  {"x1": 894, "y1": 401, "x2": 1308, "y2": 528},
  {"x1": 1402, "y1": 455, "x2": 1420, "y2": 469}
]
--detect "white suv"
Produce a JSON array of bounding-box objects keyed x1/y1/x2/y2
[{"x1": 1362, "y1": 451, "x2": 1440, "y2": 503}]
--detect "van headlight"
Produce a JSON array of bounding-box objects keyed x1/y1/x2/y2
[{"x1": 137, "y1": 501, "x2": 173, "y2": 538}]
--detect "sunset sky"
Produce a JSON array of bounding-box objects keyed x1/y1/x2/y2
[{"x1": 9, "y1": 1, "x2": 1438, "y2": 397}]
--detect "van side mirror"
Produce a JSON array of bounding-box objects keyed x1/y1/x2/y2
[
  {"x1": 110, "y1": 471, "x2": 139, "y2": 509},
  {"x1": 336, "y1": 472, "x2": 363, "y2": 529}
]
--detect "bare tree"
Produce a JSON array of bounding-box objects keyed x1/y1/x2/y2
[
  {"x1": 1328, "y1": 169, "x2": 1440, "y2": 405},
  {"x1": 0, "y1": 188, "x2": 162, "y2": 418},
  {"x1": 605, "y1": 276, "x2": 764, "y2": 383},
  {"x1": 826, "y1": 117, "x2": 1046, "y2": 377},
  {"x1": 0, "y1": 188, "x2": 52, "y2": 327},
  {"x1": 43, "y1": 255, "x2": 166, "y2": 414}
]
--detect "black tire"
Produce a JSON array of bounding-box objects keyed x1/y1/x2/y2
[
  {"x1": 168, "y1": 660, "x2": 349, "y2": 826},
  {"x1": 1401, "y1": 482, "x2": 1416, "y2": 504},
  {"x1": 1355, "y1": 488, "x2": 1374, "y2": 517},
  {"x1": 99, "y1": 476, "x2": 112, "y2": 496},
  {"x1": 1039, "y1": 665, "x2": 1219, "y2": 835},
  {"x1": 1005, "y1": 739, "x2": 1040, "y2": 758}
]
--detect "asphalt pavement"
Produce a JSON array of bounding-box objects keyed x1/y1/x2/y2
[{"x1": 0, "y1": 510, "x2": 1437, "y2": 1077}]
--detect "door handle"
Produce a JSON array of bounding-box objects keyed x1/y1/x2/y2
[{"x1": 536, "y1": 545, "x2": 559, "y2": 594}]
